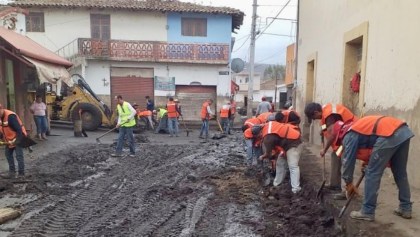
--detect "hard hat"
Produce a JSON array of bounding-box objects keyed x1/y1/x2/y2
[
  {"x1": 174, "y1": 99, "x2": 179, "y2": 102},
  {"x1": 333, "y1": 120, "x2": 354, "y2": 146},
  {"x1": 251, "y1": 125, "x2": 263, "y2": 136},
  {"x1": 132, "y1": 103, "x2": 138, "y2": 107}
]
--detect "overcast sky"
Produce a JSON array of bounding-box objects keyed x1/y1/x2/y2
[{"x1": 181, "y1": 0, "x2": 298, "y2": 65}]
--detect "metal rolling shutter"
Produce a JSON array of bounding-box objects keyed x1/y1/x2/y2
[
  {"x1": 175, "y1": 85, "x2": 216, "y2": 121},
  {"x1": 111, "y1": 76, "x2": 154, "y2": 110}
]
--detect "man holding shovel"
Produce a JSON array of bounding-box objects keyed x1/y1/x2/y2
[
  {"x1": 111, "y1": 95, "x2": 136, "y2": 157},
  {"x1": 330, "y1": 116, "x2": 413, "y2": 221}
]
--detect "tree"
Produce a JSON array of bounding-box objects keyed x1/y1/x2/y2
[{"x1": 263, "y1": 64, "x2": 285, "y2": 83}]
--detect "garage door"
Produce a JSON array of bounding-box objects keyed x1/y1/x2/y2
[
  {"x1": 176, "y1": 85, "x2": 216, "y2": 121},
  {"x1": 111, "y1": 76, "x2": 154, "y2": 110}
]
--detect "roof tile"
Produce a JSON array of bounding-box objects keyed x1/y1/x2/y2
[{"x1": 10, "y1": 0, "x2": 244, "y2": 30}]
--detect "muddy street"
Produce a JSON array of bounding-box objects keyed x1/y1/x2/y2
[{"x1": 0, "y1": 130, "x2": 372, "y2": 236}]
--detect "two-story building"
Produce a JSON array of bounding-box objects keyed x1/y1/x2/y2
[{"x1": 10, "y1": 0, "x2": 244, "y2": 121}]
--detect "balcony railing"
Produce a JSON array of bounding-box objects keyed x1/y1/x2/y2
[{"x1": 56, "y1": 38, "x2": 230, "y2": 64}]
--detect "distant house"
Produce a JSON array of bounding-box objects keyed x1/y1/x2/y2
[
  {"x1": 233, "y1": 72, "x2": 260, "y2": 108},
  {"x1": 10, "y1": 0, "x2": 244, "y2": 121}
]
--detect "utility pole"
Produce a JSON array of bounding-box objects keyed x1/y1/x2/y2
[
  {"x1": 247, "y1": 0, "x2": 258, "y2": 117},
  {"x1": 274, "y1": 71, "x2": 278, "y2": 110}
]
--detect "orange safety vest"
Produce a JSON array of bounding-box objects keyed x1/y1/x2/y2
[
  {"x1": 0, "y1": 109, "x2": 27, "y2": 148},
  {"x1": 244, "y1": 117, "x2": 261, "y2": 129},
  {"x1": 201, "y1": 102, "x2": 210, "y2": 120},
  {"x1": 262, "y1": 121, "x2": 300, "y2": 140},
  {"x1": 167, "y1": 102, "x2": 177, "y2": 118},
  {"x1": 138, "y1": 110, "x2": 152, "y2": 117},
  {"x1": 321, "y1": 103, "x2": 356, "y2": 131},
  {"x1": 282, "y1": 110, "x2": 301, "y2": 124},
  {"x1": 244, "y1": 127, "x2": 253, "y2": 139},
  {"x1": 257, "y1": 112, "x2": 273, "y2": 123},
  {"x1": 220, "y1": 107, "x2": 230, "y2": 118},
  {"x1": 350, "y1": 115, "x2": 405, "y2": 137}
]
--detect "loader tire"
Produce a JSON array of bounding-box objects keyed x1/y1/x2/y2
[{"x1": 72, "y1": 103, "x2": 102, "y2": 131}]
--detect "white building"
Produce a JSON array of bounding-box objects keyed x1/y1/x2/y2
[{"x1": 11, "y1": 0, "x2": 244, "y2": 121}]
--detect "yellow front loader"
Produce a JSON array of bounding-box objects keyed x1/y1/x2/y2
[{"x1": 47, "y1": 74, "x2": 116, "y2": 131}]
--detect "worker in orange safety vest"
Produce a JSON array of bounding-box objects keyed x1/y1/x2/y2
[
  {"x1": 328, "y1": 115, "x2": 413, "y2": 221},
  {"x1": 304, "y1": 102, "x2": 357, "y2": 193},
  {"x1": 166, "y1": 97, "x2": 182, "y2": 137},
  {"x1": 219, "y1": 101, "x2": 232, "y2": 134},
  {"x1": 199, "y1": 99, "x2": 214, "y2": 139},
  {"x1": 0, "y1": 104, "x2": 27, "y2": 178},
  {"x1": 252, "y1": 121, "x2": 302, "y2": 192}
]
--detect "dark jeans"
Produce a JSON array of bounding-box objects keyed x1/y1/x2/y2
[
  {"x1": 116, "y1": 126, "x2": 135, "y2": 155},
  {"x1": 5, "y1": 146, "x2": 24, "y2": 175},
  {"x1": 221, "y1": 118, "x2": 230, "y2": 134},
  {"x1": 199, "y1": 119, "x2": 209, "y2": 137},
  {"x1": 167, "y1": 117, "x2": 179, "y2": 136},
  {"x1": 155, "y1": 115, "x2": 169, "y2": 133},
  {"x1": 33, "y1": 115, "x2": 48, "y2": 135}
]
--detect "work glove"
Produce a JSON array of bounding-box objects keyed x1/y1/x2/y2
[{"x1": 345, "y1": 183, "x2": 360, "y2": 199}]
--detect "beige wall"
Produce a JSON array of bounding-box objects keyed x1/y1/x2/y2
[
  {"x1": 26, "y1": 8, "x2": 167, "y2": 52},
  {"x1": 296, "y1": 0, "x2": 420, "y2": 187}
]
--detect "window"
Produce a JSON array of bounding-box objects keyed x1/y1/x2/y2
[
  {"x1": 91, "y1": 14, "x2": 110, "y2": 40},
  {"x1": 181, "y1": 18, "x2": 207, "y2": 37},
  {"x1": 26, "y1": 12, "x2": 45, "y2": 32}
]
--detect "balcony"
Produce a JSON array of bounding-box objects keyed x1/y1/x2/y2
[{"x1": 56, "y1": 38, "x2": 230, "y2": 65}]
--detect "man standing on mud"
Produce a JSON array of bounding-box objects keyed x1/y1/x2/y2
[
  {"x1": 256, "y1": 96, "x2": 271, "y2": 116},
  {"x1": 112, "y1": 95, "x2": 136, "y2": 157},
  {"x1": 330, "y1": 116, "x2": 413, "y2": 221},
  {"x1": 166, "y1": 97, "x2": 181, "y2": 137},
  {"x1": 0, "y1": 104, "x2": 26, "y2": 177},
  {"x1": 304, "y1": 102, "x2": 356, "y2": 198},
  {"x1": 199, "y1": 99, "x2": 214, "y2": 139}
]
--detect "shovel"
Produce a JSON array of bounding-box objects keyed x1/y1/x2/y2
[
  {"x1": 316, "y1": 136, "x2": 326, "y2": 199},
  {"x1": 212, "y1": 118, "x2": 227, "y2": 139},
  {"x1": 338, "y1": 171, "x2": 365, "y2": 218},
  {"x1": 180, "y1": 116, "x2": 192, "y2": 137},
  {"x1": 96, "y1": 121, "x2": 128, "y2": 144}
]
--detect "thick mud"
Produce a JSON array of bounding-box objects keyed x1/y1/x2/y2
[{"x1": 0, "y1": 133, "x2": 378, "y2": 236}]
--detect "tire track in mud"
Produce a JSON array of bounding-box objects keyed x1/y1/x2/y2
[{"x1": 8, "y1": 140, "x2": 253, "y2": 236}]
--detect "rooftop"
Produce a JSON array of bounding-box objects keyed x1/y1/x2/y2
[{"x1": 9, "y1": 0, "x2": 244, "y2": 31}]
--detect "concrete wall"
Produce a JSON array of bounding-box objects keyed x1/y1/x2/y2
[
  {"x1": 296, "y1": 0, "x2": 420, "y2": 187},
  {"x1": 285, "y1": 43, "x2": 295, "y2": 85},
  {"x1": 167, "y1": 12, "x2": 232, "y2": 44},
  {"x1": 26, "y1": 8, "x2": 167, "y2": 52}
]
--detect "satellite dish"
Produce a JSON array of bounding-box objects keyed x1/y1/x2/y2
[{"x1": 231, "y1": 58, "x2": 245, "y2": 73}]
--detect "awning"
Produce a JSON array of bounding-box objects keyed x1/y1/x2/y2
[
  {"x1": 0, "y1": 27, "x2": 73, "y2": 88},
  {"x1": 23, "y1": 56, "x2": 73, "y2": 87}
]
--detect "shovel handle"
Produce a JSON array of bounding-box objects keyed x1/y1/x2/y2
[{"x1": 338, "y1": 171, "x2": 366, "y2": 218}]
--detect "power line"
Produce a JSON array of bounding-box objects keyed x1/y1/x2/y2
[
  {"x1": 256, "y1": 0, "x2": 292, "y2": 40},
  {"x1": 232, "y1": 35, "x2": 250, "y2": 53}
]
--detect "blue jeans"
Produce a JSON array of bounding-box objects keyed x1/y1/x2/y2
[
  {"x1": 167, "y1": 117, "x2": 179, "y2": 136},
  {"x1": 5, "y1": 146, "x2": 24, "y2": 175},
  {"x1": 221, "y1": 118, "x2": 230, "y2": 134},
  {"x1": 199, "y1": 119, "x2": 209, "y2": 137},
  {"x1": 244, "y1": 139, "x2": 262, "y2": 165},
  {"x1": 362, "y1": 139, "x2": 411, "y2": 215},
  {"x1": 116, "y1": 126, "x2": 135, "y2": 155},
  {"x1": 33, "y1": 115, "x2": 48, "y2": 135}
]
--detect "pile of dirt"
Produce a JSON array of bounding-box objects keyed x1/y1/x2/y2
[{"x1": 261, "y1": 181, "x2": 342, "y2": 237}]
